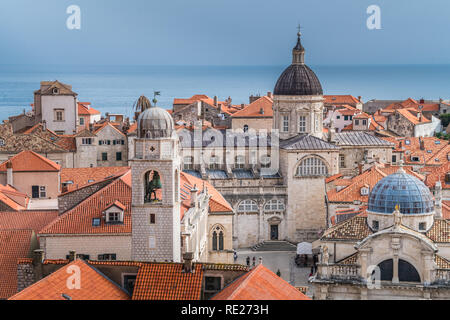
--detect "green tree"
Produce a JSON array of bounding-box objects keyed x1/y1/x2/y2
[{"x1": 440, "y1": 114, "x2": 450, "y2": 128}]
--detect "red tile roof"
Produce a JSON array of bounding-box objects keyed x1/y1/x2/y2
[
  {"x1": 328, "y1": 164, "x2": 424, "y2": 203},
  {"x1": 132, "y1": 263, "x2": 203, "y2": 300},
  {"x1": 324, "y1": 95, "x2": 361, "y2": 106},
  {"x1": 212, "y1": 264, "x2": 310, "y2": 300},
  {"x1": 0, "y1": 184, "x2": 28, "y2": 210},
  {"x1": 0, "y1": 150, "x2": 60, "y2": 172},
  {"x1": 40, "y1": 172, "x2": 132, "y2": 235},
  {"x1": 9, "y1": 259, "x2": 130, "y2": 300},
  {"x1": 0, "y1": 229, "x2": 34, "y2": 299},
  {"x1": 231, "y1": 96, "x2": 273, "y2": 118},
  {"x1": 77, "y1": 102, "x2": 100, "y2": 116},
  {"x1": 0, "y1": 210, "x2": 58, "y2": 233},
  {"x1": 61, "y1": 166, "x2": 130, "y2": 192},
  {"x1": 382, "y1": 137, "x2": 449, "y2": 166}
]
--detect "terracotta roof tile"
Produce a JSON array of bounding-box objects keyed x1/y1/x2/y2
[
  {"x1": 0, "y1": 229, "x2": 33, "y2": 299},
  {"x1": 232, "y1": 96, "x2": 273, "y2": 118},
  {"x1": 324, "y1": 95, "x2": 361, "y2": 106},
  {"x1": 77, "y1": 102, "x2": 100, "y2": 115},
  {"x1": 321, "y1": 215, "x2": 372, "y2": 241},
  {"x1": 211, "y1": 264, "x2": 310, "y2": 300},
  {"x1": 40, "y1": 172, "x2": 131, "y2": 235},
  {"x1": 61, "y1": 166, "x2": 130, "y2": 191},
  {"x1": 0, "y1": 210, "x2": 58, "y2": 233},
  {"x1": 132, "y1": 263, "x2": 203, "y2": 300},
  {"x1": 0, "y1": 150, "x2": 60, "y2": 172},
  {"x1": 435, "y1": 255, "x2": 450, "y2": 269},
  {"x1": 426, "y1": 219, "x2": 450, "y2": 243},
  {"x1": 9, "y1": 259, "x2": 130, "y2": 300}
]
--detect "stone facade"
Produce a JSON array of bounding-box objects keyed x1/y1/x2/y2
[
  {"x1": 96, "y1": 124, "x2": 128, "y2": 167},
  {"x1": 131, "y1": 134, "x2": 181, "y2": 263},
  {"x1": 40, "y1": 235, "x2": 132, "y2": 260}
]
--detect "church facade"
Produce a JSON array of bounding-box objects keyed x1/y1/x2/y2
[{"x1": 177, "y1": 32, "x2": 393, "y2": 247}]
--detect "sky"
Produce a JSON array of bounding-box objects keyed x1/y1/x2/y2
[{"x1": 0, "y1": 0, "x2": 449, "y2": 66}]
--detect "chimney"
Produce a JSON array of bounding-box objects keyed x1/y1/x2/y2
[
  {"x1": 213, "y1": 96, "x2": 218, "y2": 107},
  {"x1": 358, "y1": 161, "x2": 364, "y2": 175},
  {"x1": 435, "y1": 181, "x2": 442, "y2": 218},
  {"x1": 183, "y1": 252, "x2": 194, "y2": 273},
  {"x1": 267, "y1": 91, "x2": 273, "y2": 99},
  {"x1": 33, "y1": 249, "x2": 44, "y2": 266},
  {"x1": 190, "y1": 184, "x2": 198, "y2": 207},
  {"x1": 42, "y1": 120, "x2": 47, "y2": 131},
  {"x1": 420, "y1": 98, "x2": 425, "y2": 104},
  {"x1": 68, "y1": 250, "x2": 76, "y2": 262},
  {"x1": 6, "y1": 161, "x2": 13, "y2": 186},
  {"x1": 358, "y1": 96, "x2": 362, "y2": 102},
  {"x1": 419, "y1": 137, "x2": 425, "y2": 150},
  {"x1": 240, "y1": 103, "x2": 245, "y2": 109}
]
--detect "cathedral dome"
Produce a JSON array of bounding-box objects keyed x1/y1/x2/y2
[
  {"x1": 368, "y1": 168, "x2": 434, "y2": 215},
  {"x1": 137, "y1": 102, "x2": 174, "y2": 139},
  {"x1": 273, "y1": 32, "x2": 323, "y2": 96}
]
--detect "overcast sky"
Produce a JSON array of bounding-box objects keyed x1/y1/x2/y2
[{"x1": 1, "y1": 0, "x2": 449, "y2": 66}]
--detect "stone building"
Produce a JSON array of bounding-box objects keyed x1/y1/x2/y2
[
  {"x1": 311, "y1": 167, "x2": 450, "y2": 299},
  {"x1": 94, "y1": 122, "x2": 128, "y2": 167}
]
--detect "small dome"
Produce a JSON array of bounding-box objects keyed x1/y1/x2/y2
[
  {"x1": 368, "y1": 169, "x2": 434, "y2": 215},
  {"x1": 137, "y1": 106, "x2": 174, "y2": 139},
  {"x1": 274, "y1": 64, "x2": 323, "y2": 96}
]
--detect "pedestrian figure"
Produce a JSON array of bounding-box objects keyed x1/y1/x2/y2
[{"x1": 246, "y1": 256, "x2": 250, "y2": 266}]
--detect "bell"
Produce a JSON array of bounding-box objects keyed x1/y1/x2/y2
[{"x1": 150, "y1": 172, "x2": 162, "y2": 189}]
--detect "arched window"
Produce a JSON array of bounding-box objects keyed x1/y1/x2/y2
[
  {"x1": 243, "y1": 125, "x2": 249, "y2": 132},
  {"x1": 183, "y1": 156, "x2": 193, "y2": 170},
  {"x1": 376, "y1": 259, "x2": 421, "y2": 283},
  {"x1": 237, "y1": 200, "x2": 258, "y2": 212},
  {"x1": 235, "y1": 155, "x2": 245, "y2": 169},
  {"x1": 260, "y1": 155, "x2": 271, "y2": 168},
  {"x1": 296, "y1": 157, "x2": 328, "y2": 177},
  {"x1": 144, "y1": 170, "x2": 162, "y2": 203},
  {"x1": 211, "y1": 225, "x2": 224, "y2": 251},
  {"x1": 264, "y1": 200, "x2": 285, "y2": 212}
]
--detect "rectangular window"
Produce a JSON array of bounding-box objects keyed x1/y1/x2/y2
[
  {"x1": 299, "y1": 116, "x2": 306, "y2": 133},
  {"x1": 92, "y1": 218, "x2": 101, "y2": 226},
  {"x1": 54, "y1": 109, "x2": 64, "y2": 121},
  {"x1": 108, "y1": 212, "x2": 120, "y2": 222},
  {"x1": 372, "y1": 220, "x2": 379, "y2": 231},
  {"x1": 79, "y1": 117, "x2": 85, "y2": 125},
  {"x1": 98, "y1": 254, "x2": 117, "y2": 261},
  {"x1": 362, "y1": 119, "x2": 367, "y2": 125},
  {"x1": 419, "y1": 222, "x2": 426, "y2": 231},
  {"x1": 355, "y1": 120, "x2": 360, "y2": 125},
  {"x1": 82, "y1": 138, "x2": 92, "y2": 145},
  {"x1": 282, "y1": 116, "x2": 289, "y2": 132},
  {"x1": 204, "y1": 277, "x2": 221, "y2": 291},
  {"x1": 392, "y1": 155, "x2": 397, "y2": 163},
  {"x1": 102, "y1": 152, "x2": 108, "y2": 161},
  {"x1": 116, "y1": 152, "x2": 122, "y2": 161},
  {"x1": 344, "y1": 115, "x2": 349, "y2": 121},
  {"x1": 39, "y1": 186, "x2": 46, "y2": 198},
  {"x1": 339, "y1": 155, "x2": 345, "y2": 168},
  {"x1": 150, "y1": 213, "x2": 156, "y2": 224}
]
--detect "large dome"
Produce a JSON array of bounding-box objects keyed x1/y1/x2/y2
[
  {"x1": 274, "y1": 64, "x2": 323, "y2": 96},
  {"x1": 273, "y1": 32, "x2": 323, "y2": 96},
  {"x1": 368, "y1": 169, "x2": 434, "y2": 215},
  {"x1": 137, "y1": 105, "x2": 174, "y2": 139}
]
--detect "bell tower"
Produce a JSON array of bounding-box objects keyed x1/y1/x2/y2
[{"x1": 130, "y1": 96, "x2": 181, "y2": 262}]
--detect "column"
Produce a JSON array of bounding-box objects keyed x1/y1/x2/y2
[{"x1": 392, "y1": 254, "x2": 399, "y2": 284}]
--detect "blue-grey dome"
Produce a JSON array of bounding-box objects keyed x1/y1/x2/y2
[{"x1": 368, "y1": 170, "x2": 434, "y2": 215}]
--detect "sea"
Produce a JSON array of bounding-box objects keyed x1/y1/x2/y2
[{"x1": 0, "y1": 64, "x2": 449, "y2": 120}]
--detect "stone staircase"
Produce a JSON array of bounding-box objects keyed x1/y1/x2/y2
[{"x1": 251, "y1": 240, "x2": 297, "y2": 252}]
